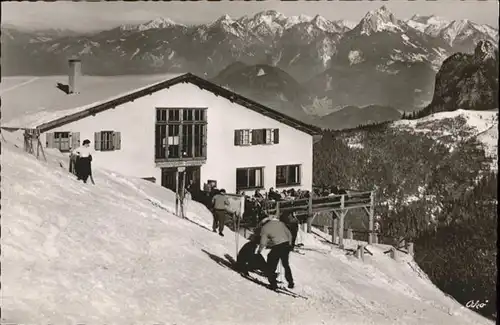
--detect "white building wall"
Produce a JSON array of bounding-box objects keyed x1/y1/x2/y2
[{"x1": 42, "y1": 82, "x2": 313, "y2": 193}]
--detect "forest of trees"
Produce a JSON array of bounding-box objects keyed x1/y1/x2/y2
[{"x1": 313, "y1": 122, "x2": 497, "y2": 319}]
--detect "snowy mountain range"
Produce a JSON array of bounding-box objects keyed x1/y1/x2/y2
[
  {"x1": 2, "y1": 6, "x2": 498, "y2": 113},
  {"x1": 407, "y1": 14, "x2": 498, "y2": 51},
  {"x1": 3, "y1": 6, "x2": 497, "y2": 77}
]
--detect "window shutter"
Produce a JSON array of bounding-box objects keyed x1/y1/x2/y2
[
  {"x1": 202, "y1": 124, "x2": 207, "y2": 158},
  {"x1": 273, "y1": 129, "x2": 280, "y2": 144},
  {"x1": 45, "y1": 132, "x2": 55, "y2": 148},
  {"x1": 113, "y1": 131, "x2": 121, "y2": 150},
  {"x1": 260, "y1": 129, "x2": 266, "y2": 144},
  {"x1": 94, "y1": 132, "x2": 102, "y2": 151},
  {"x1": 251, "y1": 129, "x2": 258, "y2": 145},
  {"x1": 234, "y1": 130, "x2": 240, "y2": 146},
  {"x1": 71, "y1": 132, "x2": 80, "y2": 149}
]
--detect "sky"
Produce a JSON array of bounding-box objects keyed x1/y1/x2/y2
[{"x1": 2, "y1": 0, "x2": 499, "y2": 32}]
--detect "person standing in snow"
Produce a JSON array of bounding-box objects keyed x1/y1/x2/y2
[
  {"x1": 257, "y1": 217, "x2": 295, "y2": 290},
  {"x1": 71, "y1": 139, "x2": 93, "y2": 184},
  {"x1": 280, "y1": 211, "x2": 300, "y2": 250},
  {"x1": 212, "y1": 189, "x2": 230, "y2": 236}
]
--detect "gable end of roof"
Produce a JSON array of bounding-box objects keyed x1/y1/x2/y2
[{"x1": 35, "y1": 73, "x2": 321, "y2": 136}]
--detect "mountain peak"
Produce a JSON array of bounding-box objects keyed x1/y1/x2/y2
[
  {"x1": 215, "y1": 14, "x2": 233, "y2": 23},
  {"x1": 311, "y1": 14, "x2": 328, "y2": 28},
  {"x1": 209, "y1": 14, "x2": 237, "y2": 28},
  {"x1": 121, "y1": 17, "x2": 181, "y2": 31},
  {"x1": 312, "y1": 14, "x2": 326, "y2": 23},
  {"x1": 355, "y1": 5, "x2": 403, "y2": 36},
  {"x1": 366, "y1": 5, "x2": 397, "y2": 23},
  {"x1": 378, "y1": 5, "x2": 390, "y2": 13},
  {"x1": 251, "y1": 10, "x2": 286, "y2": 24},
  {"x1": 309, "y1": 15, "x2": 348, "y2": 33}
]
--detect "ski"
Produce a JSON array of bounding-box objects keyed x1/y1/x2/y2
[
  {"x1": 201, "y1": 250, "x2": 308, "y2": 300},
  {"x1": 240, "y1": 273, "x2": 305, "y2": 299},
  {"x1": 275, "y1": 285, "x2": 308, "y2": 300},
  {"x1": 294, "y1": 247, "x2": 330, "y2": 255}
]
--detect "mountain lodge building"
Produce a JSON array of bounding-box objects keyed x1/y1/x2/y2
[{"x1": 2, "y1": 59, "x2": 321, "y2": 195}]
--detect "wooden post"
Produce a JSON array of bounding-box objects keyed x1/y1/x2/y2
[
  {"x1": 276, "y1": 201, "x2": 280, "y2": 218},
  {"x1": 306, "y1": 195, "x2": 313, "y2": 233},
  {"x1": 338, "y1": 210, "x2": 347, "y2": 249},
  {"x1": 373, "y1": 233, "x2": 379, "y2": 244},
  {"x1": 175, "y1": 171, "x2": 179, "y2": 217},
  {"x1": 347, "y1": 228, "x2": 353, "y2": 240},
  {"x1": 23, "y1": 131, "x2": 28, "y2": 152},
  {"x1": 36, "y1": 135, "x2": 40, "y2": 158},
  {"x1": 24, "y1": 130, "x2": 34, "y2": 154},
  {"x1": 407, "y1": 242, "x2": 414, "y2": 257},
  {"x1": 368, "y1": 191, "x2": 375, "y2": 245},
  {"x1": 180, "y1": 171, "x2": 186, "y2": 218},
  {"x1": 38, "y1": 137, "x2": 47, "y2": 162},
  {"x1": 390, "y1": 247, "x2": 398, "y2": 261},
  {"x1": 332, "y1": 213, "x2": 338, "y2": 244},
  {"x1": 355, "y1": 244, "x2": 365, "y2": 261}
]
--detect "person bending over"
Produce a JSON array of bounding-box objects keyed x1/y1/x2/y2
[
  {"x1": 236, "y1": 233, "x2": 268, "y2": 276},
  {"x1": 257, "y1": 217, "x2": 295, "y2": 290}
]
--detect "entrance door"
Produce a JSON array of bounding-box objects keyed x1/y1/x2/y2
[
  {"x1": 185, "y1": 166, "x2": 201, "y2": 192},
  {"x1": 161, "y1": 167, "x2": 177, "y2": 192}
]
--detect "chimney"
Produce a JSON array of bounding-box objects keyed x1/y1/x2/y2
[{"x1": 68, "y1": 57, "x2": 82, "y2": 94}]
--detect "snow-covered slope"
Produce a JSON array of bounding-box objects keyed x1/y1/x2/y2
[
  {"x1": 1, "y1": 131, "x2": 494, "y2": 325},
  {"x1": 393, "y1": 109, "x2": 498, "y2": 168}
]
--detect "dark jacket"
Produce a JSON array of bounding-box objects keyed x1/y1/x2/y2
[
  {"x1": 236, "y1": 236, "x2": 267, "y2": 274},
  {"x1": 268, "y1": 190, "x2": 281, "y2": 201},
  {"x1": 280, "y1": 212, "x2": 299, "y2": 225}
]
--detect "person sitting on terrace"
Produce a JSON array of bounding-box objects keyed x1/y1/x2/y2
[
  {"x1": 254, "y1": 189, "x2": 265, "y2": 200},
  {"x1": 268, "y1": 188, "x2": 281, "y2": 201}
]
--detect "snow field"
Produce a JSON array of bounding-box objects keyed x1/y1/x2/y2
[{"x1": 0, "y1": 130, "x2": 493, "y2": 325}]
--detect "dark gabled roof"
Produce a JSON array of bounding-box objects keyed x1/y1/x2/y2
[{"x1": 3, "y1": 73, "x2": 321, "y2": 135}]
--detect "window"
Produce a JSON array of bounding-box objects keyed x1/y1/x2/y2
[
  {"x1": 155, "y1": 107, "x2": 207, "y2": 161},
  {"x1": 94, "y1": 131, "x2": 121, "y2": 151},
  {"x1": 251, "y1": 129, "x2": 265, "y2": 145},
  {"x1": 236, "y1": 167, "x2": 264, "y2": 190},
  {"x1": 167, "y1": 124, "x2": 180, "y2": 158},
  {"x1": 234, "y1": 128, "x2": 279, "y2": 146},
  {"x1": 276, "y1": 165, "x2": 301, "y2": 187},
  {"x1": 265, "y1": 129, "x2": 279, "y2": 144},
  {"x1": 46, "y1": 131, "x2": 80, "y2": 152},
  {"x1": 234, "y1": 129, "x2": 251, "y2": 146},
  {"x1": 53, "y1": 132, "x2": 71, "y2": 151}
]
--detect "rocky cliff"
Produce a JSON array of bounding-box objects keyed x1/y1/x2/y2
[{"x1": 426, "y1": 40, "x2": 499, "y2": 113}]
